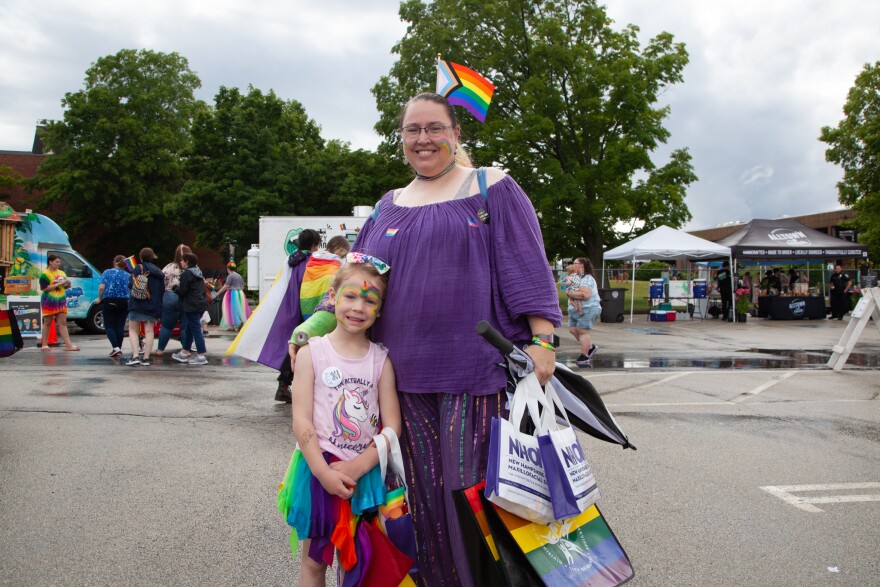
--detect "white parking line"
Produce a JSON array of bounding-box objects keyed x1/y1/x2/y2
[
  {"x1": 760, "y1": 482, "x2": 880, "y2": 513},
  {"x1": 733, "y1": 371, "x2": 797, "y2": 403}
]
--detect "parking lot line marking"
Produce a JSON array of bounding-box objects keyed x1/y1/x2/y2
[
  {"x1": 760, "y1": 482, "x2": 880, "y2": 513},
  {"x1": 605, "y1": 371, "x2": 695, "y2": 396},
  {"x1": 733, "y1": 371, "x2": 796, "y2": 402}
]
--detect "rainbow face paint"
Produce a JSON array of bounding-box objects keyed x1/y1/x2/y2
[{"x1": 335, "y1": 281, "x2": 383, "y2": 317}]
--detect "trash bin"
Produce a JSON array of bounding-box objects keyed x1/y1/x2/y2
[
  {"x1": 208, "y1": 292, "x2": 223, "y2": 326},
  {"x1": 599, "y1": 288, "x2": 626, "y2": 323}
]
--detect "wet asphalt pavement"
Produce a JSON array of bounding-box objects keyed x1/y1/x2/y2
[{"x1": 1, "y1": 318, "x2": 879, "y2": 586}]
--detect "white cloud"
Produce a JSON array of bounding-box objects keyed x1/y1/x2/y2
[{"x1": 740, "y1": 165, "x2": 774, "y2": 186}]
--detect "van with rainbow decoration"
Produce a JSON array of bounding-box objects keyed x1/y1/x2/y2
[{"x1": 1, "y1": 205, "x2": 104, "y2": 335}]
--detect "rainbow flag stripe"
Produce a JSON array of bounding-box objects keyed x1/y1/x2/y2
[
  {"x1": 300, "y1": 252, "x2": 342, "y2": 319},
  {"x1": 436, "y1": 59, "x2": 495, "y2": 122},
  {"x1": 123, "y1": 256, "x2": 137, "y2": 272},
  {"x1": 385, "y1": 228, "x2": 399, "y2": 237},
  {"x1": 493, "y1": 504, "x2": 634, "y2": 586}
]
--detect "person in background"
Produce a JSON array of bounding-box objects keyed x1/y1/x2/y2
[
  {"x1": 350, "y1": 92, "x2": 560, "y2": 585},
  {"x1": 215, "y1": 261, "x2": 251, "y2": 331},
  {"x1": 715, "y1": 260, "x2": 733, "y2": 321},
  {"x1": 778, "y1": 267, "x2": 790, "y2": 292},
  {"x1": 567, "y1": 257, "x2": 601, "y2": 366},
  {"x1": 172, "y1": 253, "x2": 209, "y2": 365},
  {"x1": 39, "y1": 253, "x2": 79, "y2": 351},
  {"x1": 828, "y1": 264, "x2": 853, "y2": 320},
  {"x1": 788, "y1": 268, "x2": 800, "y2": 287},
  {"x1": 155, "y1": 244, "x2": 192, "y2": 356},
  {"x1": 126, "y1": 248, "x2": 165, "y2": 366},
  {"x1": 97, "y1": 255, "x2": 130, "y2": 357},
  {"x1": 275, "y1": 229, "x2": 322, "y2": 403}
]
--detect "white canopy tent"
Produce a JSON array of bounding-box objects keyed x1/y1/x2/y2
[{"x1": 603, "y1": 225, "x2": 733, "y2": 322}]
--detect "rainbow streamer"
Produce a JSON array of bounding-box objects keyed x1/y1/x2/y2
[
  {"x1": 436, "y1": 59, "x2": 495, "y2": 123},
  {"x1": 123, "y1": 256, "x2": 137, "y2": 272}
]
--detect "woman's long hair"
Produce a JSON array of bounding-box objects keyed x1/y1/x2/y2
[{"x1": 575, "y1": 257, "x2": 594, "y2": 277}]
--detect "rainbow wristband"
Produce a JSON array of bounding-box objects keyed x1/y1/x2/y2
[{"x1": 531, "y1": 337, "x2": 556, "y2": 352}]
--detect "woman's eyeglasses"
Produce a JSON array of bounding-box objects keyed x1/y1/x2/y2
[{"x1": 398, "y1": 125, "x2": 452, "y2": 140}]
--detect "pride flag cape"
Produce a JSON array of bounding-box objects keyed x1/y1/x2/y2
[
  {"x1": 300, "y1": 251, "x2": 342, "y2": 319},
  {"x1": 226, "y1": 260, "x2": 307, "y2": 369},
  {"x1": 436, "y1": 59, "x2": 495, "y2": 122}
]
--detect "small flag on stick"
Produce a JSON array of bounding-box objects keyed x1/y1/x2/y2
[
  {"x1": 436, "y1": 58, "x2": 495, "y2": 122},
  {"x1": 123, "y1": 256, "x2": 137, "y2": 272}
]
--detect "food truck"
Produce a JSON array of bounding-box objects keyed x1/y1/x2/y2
[
  {"x1": 249, "y1": 207, "x2": 373, "y2": 301},
  {"x1": 0, "y1": 205, "x2": 104, "y2": 335}
]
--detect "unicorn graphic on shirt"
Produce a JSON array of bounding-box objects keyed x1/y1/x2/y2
[{"x1": 332, "y1": 387, "x2": 370, "y2": 441}]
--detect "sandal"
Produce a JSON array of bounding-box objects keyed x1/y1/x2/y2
[
  {"x1": 63, "y1": 346, "x2": 81, "y2": 352},
  {"x1": 41, "y1": 346, "x2": 51, "y2": 351}
]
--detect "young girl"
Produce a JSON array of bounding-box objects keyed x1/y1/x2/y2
[{"x1": 287, "y1": 253, "x2": 401, "y2": 586}]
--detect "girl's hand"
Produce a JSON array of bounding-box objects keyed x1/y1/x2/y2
[
  {"x1": 316, "y1": 468, "x2": 356, "y2": 499},
  {"x1": 329, "y1": 459, "x2": 365, "y2": 483},
  {"x1": 525, "y1": 344, "x2": 556, "y2": 386}
]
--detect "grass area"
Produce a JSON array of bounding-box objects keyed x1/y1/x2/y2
[{"x1": 558, "y1": 280, "x2": 653, "y2": 315}]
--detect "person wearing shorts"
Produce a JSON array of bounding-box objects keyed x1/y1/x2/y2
[{"x1": 567, "y1": 257, "x2": 601, "y2": 367}]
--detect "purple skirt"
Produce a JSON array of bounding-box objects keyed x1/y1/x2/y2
[{"x1": 398, "y1": 391, "x2": 507, "y2": 587}]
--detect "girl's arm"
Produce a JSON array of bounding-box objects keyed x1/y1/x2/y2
[
  {"x1": 291, "y1": 346, "x2": 356, "y2": 499},
  {"x1": 329, "y1": 357, "x2": 400, "y2": 481}
]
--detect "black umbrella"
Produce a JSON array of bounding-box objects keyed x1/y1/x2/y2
[{"x1": 476, "y1": 321, "x2": 635, "y2": 450}]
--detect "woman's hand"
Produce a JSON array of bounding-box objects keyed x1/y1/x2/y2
[
  {"x1": 525, "y1": 344, "x2": 556, "y2": 386},
  {"x1": 316, "y1": 467, "x2": 356, "y2": 499}
]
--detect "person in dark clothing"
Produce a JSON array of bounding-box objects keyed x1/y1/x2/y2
[
  {"x1": 172, "y1": 253, "x2": 210, "y2": 365},
  {"x1": 828, "y1": 264, "x2": 853, "y2": 320},
  {"x1": 715, "y1": 260, "x2": 733, "y2": 321},
  {"x1": 275, "y1": 229, "x2": 322, "y2": 402}
]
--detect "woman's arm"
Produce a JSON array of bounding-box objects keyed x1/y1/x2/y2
[
  {"x1": 525, "y1": 316, "x2": 556, "y2": 385},
  {"x1": 291, "y1": 347, "x2": 355, "y2": 499},
  {"x1": 330, "y1": 357, "x2": 400, "y2": 480},
  {"x1": 98, "y1": 283, "x2": 106, "y2": 302}
]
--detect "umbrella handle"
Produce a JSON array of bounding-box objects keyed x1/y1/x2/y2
[{"x1": 475, "y1": 320, "x2": 514, "y2": 355}]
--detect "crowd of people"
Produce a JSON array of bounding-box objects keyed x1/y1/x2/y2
[{"x1": 37, "y1": 245, "x2": 251, "y2": 365}]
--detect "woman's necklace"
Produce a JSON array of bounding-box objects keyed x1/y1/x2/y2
[{"x1": 415, "y1": 161, "x2": 457, "y2": 181}]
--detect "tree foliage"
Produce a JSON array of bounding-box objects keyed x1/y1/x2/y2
[
  {"x1": 820, "y1": 61, "x2": 880, "y2": 260},
  {"x1": 33, "y1": 49, "x2": 204, "y2": 257},
  {"x1": 177, "y1": 86, "x2": 411, "y2": 250},
  {"x1": 373, "y1": 0, "x2": 695, "y2": 262},
  {"x1": 0, "y1": 165, "x2": 22, "y2": 199}
]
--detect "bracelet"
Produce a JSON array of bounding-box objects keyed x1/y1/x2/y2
[{"x1": 530, "y1": 337, "x2": 556, "y2": 352}]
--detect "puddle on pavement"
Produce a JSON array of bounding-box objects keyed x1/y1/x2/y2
[
  {"x1": 560, "y1": 349, "x2": 880, "y2": 370},
  {"x1": 35, "y1": 389, "x2": 96, "y2": 397}
]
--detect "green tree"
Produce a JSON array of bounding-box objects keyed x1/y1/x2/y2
[
  {"x1": 33, "y1": 49, "x2": 204, "y2": 257},
  {"x1": 0, "y1": 165, "x2": 22, "y2": 199},
  {"x1": 820, "y1": 61, "x2": 880, "y2": 260},
  {"x1": 373, "y1": 0, "x2": 695, "y2": 263},
  {"x1": 175, "y1": 86, "x2": 326, "y2": 250}
]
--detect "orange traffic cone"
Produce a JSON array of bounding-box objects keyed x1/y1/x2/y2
[{"x1": 48, "y1": 316, "x2": 58, "y2": 345}]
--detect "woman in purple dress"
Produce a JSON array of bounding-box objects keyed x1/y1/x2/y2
[{"x1": 353, "y1": 92, "x2": 561, "y2": 586}]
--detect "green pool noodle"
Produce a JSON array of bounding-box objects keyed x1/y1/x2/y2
[{"x1": 292, "y1": 310, "x2": 337, "y2": 345}]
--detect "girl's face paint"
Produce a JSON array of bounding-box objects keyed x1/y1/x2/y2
[{"x1": 332, "y1": 274, "x2": 384, "y2": 334}]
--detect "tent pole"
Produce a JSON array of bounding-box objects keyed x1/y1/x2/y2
[{"x1": 630, "y1": 255, "x2": 636, "y2": 323}]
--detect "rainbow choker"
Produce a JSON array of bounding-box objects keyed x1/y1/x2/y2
[{"x1": 415, "y1": 161, "x2": 457, "y2": 181}]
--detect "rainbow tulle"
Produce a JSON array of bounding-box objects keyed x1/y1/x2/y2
[{"x1": 220, "y1": 289, "x2": 251, "y2": 329}]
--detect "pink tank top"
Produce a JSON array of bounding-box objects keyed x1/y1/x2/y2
[{"x1": 309, "y1": 336, "x2": 387, "y2": 461}]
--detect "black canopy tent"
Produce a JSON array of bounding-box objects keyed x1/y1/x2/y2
[
  {"x1": 716, "y1": 218, "x2": 868, "y2": 260},
  {"x1": 716, "y1": 219, "x2": 868, "y2": 312}
]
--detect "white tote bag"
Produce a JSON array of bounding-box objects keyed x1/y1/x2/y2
[
  {"x1": 485, "y1": 372, "x2": 557, "y2": 524},
  {"x1": 537, "y1": 381, "x2": 600, "y2": 519}
]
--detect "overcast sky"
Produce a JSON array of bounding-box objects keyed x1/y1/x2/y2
[{"x1": 1, "y1": 1, "x2": 878, "y2": 231}]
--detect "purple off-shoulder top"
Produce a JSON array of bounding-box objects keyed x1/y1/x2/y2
[{"x1": 353, "y1": 174, "x2": 561, "y2": 395}]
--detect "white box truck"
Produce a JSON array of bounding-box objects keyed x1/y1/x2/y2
[{"x1": 250, "y1": 207, "x2": 373, "y2": 301}]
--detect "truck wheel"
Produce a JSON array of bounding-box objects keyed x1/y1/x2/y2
[{"x1": 85, "y1": 305, "x2": 105, "y2": 334}]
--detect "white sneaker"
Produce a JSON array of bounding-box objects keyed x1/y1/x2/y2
[
  {"x1": 172, "y1": 352, "x2": 190, "y2": 363},
  {"x1": 188, "y1": 355, "x2": 208, "y2": 366}
]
